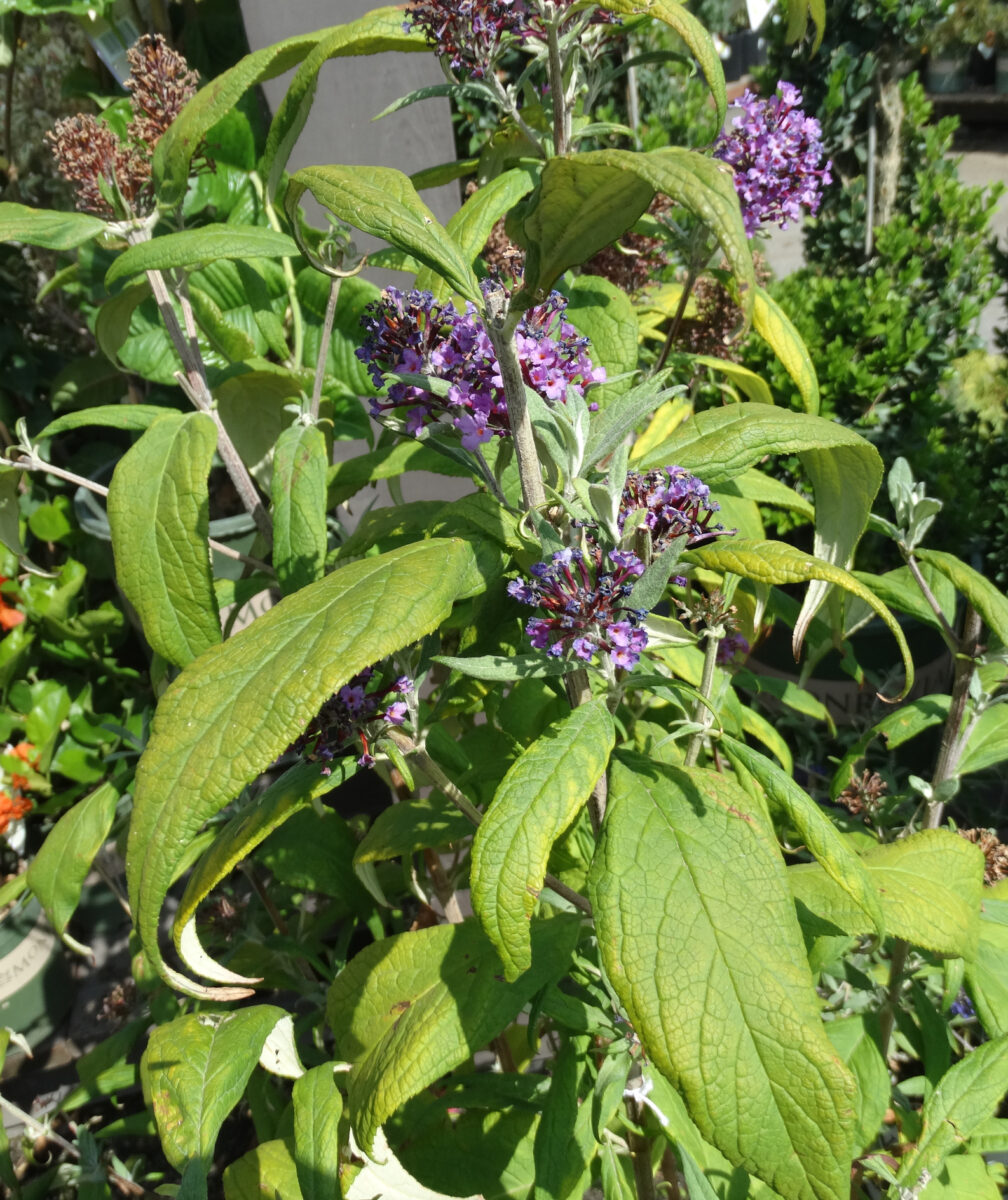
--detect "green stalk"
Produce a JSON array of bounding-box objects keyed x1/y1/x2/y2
[{"x1": 684, "y1": 631, "x2": 721, "y2": 767}]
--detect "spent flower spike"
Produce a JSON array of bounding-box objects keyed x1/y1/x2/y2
[
  {"x1": 295, "y1": 668, "x2": 413, "y2": 770},
  {"x1": 357, "y1": 285, "x2": 604, "y2": 450},
  {"x1": 714, "y1": 80, "x2": 832, "y2": 237},
  {"x1": 508, "y1": 546, "x2": 648, "y2": 669}
]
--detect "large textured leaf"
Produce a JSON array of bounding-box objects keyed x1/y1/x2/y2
[
  {"x1": 107, "y1": 412, "x2": 221, "y2": 668},
  {"x1": 143, "y1": 1006, "x2": 285, "y2": 1196},
  {"x1": 0, "y1": 202, "x2": 106, "y2": 249},
  {"x1": 174, "y1": 759, "x2": 356, "y2": 986},
  {"x1": 287, "y1": 165, "x2": 481, "y2": 304},
  {"x1": 563, "y1": 273, "x2": 639, "y2": 400},
  {"x1": 788, "y1": 830, "x2": 984, "y2": 959},
  {"x1": 471, "y1": 700, "x2": 614, "y2": 980},
  {"x1": 354, "y1": 794, "x2": 474, "y2": 863},
  {"x1": 223, "y1": 1139, "x2": 303, "y2": 1200},
  {"x1": 513, "y1": 149, "x2": 750, "y2": 315},
  {"x1": 105, "y1": 227, "x2": 298, "y2": 288},
  {"x1": 327, "y1": 916, "x2": 578, "y2": 1154},
  {"x1": 958, "y1": 705, "x2": 1008, "y2": 776},
  {"x1": 591, "y1": 755, "x2": 856, "y2": 1200},
  {"x1": 126, "y1": 539, "x2": 475, "y2": 998},
  {"x1": 753, "y1": 287, "x2": 819, "y2": 415},
  {"x1": 271, "y1": 422, "x2": 328, "y2": 595},
  {"x1": 686, "y1": 538, "x2": 911, "y2": 694},
  {"x1": 914, "y1": 548, "x2": 1008, "y2": 647},
  {"x1": 35, "y1": 404, "x2": 166, "y2": 440},
  {"x1": 261, "y1": 8, "x2": 426, "y2": 198},
  {"x1": 26, "y1": 778, "x2": 121, "y2": 953},
  {"x1": 896, "y1": 1036, "x2": 1008, "y2": 1190},
  {"x1": 824, "y1": 1017, "x2": 889, "y2": 1156},
  {"x1": 293, "y1": 1066, "x2": 342, "y2": 1200},
  {"x1": 415, "y1": 167, "x2": 539, "y2": 299},
  {"x1": 721, "y1": 736, "x2": 884, "y2": 938},
  {"x1": 598, "y1": 0, "x2": 726, "y2": 128},
  {"x1": 965, "y1": 893, "x2": 1008, "y2": 1037}
]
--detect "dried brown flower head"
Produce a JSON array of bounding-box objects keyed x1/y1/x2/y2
[
  {"x1": 838, "y1": 769, "x2": 888, "y2": 819},
  {"x1": 959, "y1": 827, "x2": 1008, "y2": 886},
  {"x1": 47, "y1": 34, "x2": 198, "y2": 218},
  {"x1": 125, "y1": 34, "x2": 199, "y2": 150},
  {"x1": 45, "y1": 114, "x2": 150, "y2": 217}
]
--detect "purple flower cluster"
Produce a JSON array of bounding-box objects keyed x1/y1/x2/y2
[
  {"x1": 403, "y1": 0, "x2": 617, "y2": 77},
  {"x1": 508, "y1": 546, "x2": 648, "y2": 669},
  {"x1": 716, "y1": 631, "x2": 750, "y2": 667},
  {"x1": 357, "y1": 287, "x2": 605, "y2": 451},
  {"x1": 295, "y1": 668, "x2": 412, "y2": 770},
  {"x1": 714, "y1": 80, "x2": 832, "y2": 237},
  {"x1": 619, "y1": 467, "x2": 727, "y2": 553}
]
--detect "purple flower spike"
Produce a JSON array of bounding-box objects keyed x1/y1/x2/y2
[
  {"x1": 357, "y1": 285, "x2": 603, "y2": 450},
  {"x1": 714, "y1": 80, "x2": 832, "y2": 237},
  {"x1": 620, "y1": 466, "x2": 730, "y2": 553},
  {"x1": 293, "y1": 667, "x2": 414, "y2": 772},
  {"x1": 510, "y1": 546, "x2": 649, "y2": 669}
]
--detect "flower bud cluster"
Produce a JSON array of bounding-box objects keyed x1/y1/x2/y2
[
  {"x1": 714, "y1": 80, "x2": 832, "y2": 237},
  {"x1": 356, "y1": 286, "x2": 604, "y2": 451},
  {"x1": 619, "y1": 467, "x2": 727, "y2": 553},
  {"x1": 508, "y1": 546, "x2": 648, "y2": 669},
  {"x1": 295, "y1": 668, "x2": 412, "y2": 770}
]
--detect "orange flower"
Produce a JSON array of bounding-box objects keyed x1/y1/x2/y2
[
  {"x1": 0, "y1": 577, "x2": 24, "y2": 632},
  {"x1": 11, "y1": 742, "x2": 39, "y2": 769},
  {"x1": 0, "y1": 790, "x2": 32, "y2": 836}
]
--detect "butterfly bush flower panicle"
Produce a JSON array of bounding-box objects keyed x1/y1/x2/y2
[
  {"x1": 508, "y1": 546, "x2": 648, "y2": 669},
  {"x1": 403, "y1": 0, "x2": 526, "y2": 77},
  {"x1": 356, "y1": 284, "x2": 604, "y2": 451},
  {"x1": 619, "y1": 466, "x2": 729, "y2": 557},
  {"x1": 295, "y1": 669, "x2": 413, "y2": 771},
  {"x1": 714, "y1": 80, "x2": 832, "y2": 237}
]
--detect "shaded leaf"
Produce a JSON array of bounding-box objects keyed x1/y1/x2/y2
[
  {"x1": 271, "y1": 423, "x2": 328, "y2": 595},
  {"x1": 0, "y1": 201, "x2": 106, "y2": 249},
  {"x1": 293, "y1": 1066, "x2": 342, "y2": 1200}
]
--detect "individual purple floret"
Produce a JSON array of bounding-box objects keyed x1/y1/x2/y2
[
  {"x1": 950, "y1": 991, "x2": 976, "y2": 1020},
  {"x1": 356, "y1": 286, "x2": 604, "y2": 450},
  {"x1": 714, "y1": 80, "x2": 832, "y2": 237},
  {"x1": 508, "y1": 546, "x2": 649, "y2": 669},
  {"x1": 294, "y1": 668, "x2": 412, "y2": 770},
  {"x1": 716, "y1": 631, "x2": 750, "y2": 667},
  {"x1": 619, "y1": 467, "x2": 729, "y2": 554}
]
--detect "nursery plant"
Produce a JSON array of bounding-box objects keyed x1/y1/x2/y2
[{"x1": 0, "y1": 2, "x2": 1006, "y2": 1198}]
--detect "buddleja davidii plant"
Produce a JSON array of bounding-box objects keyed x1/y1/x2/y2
[{"x1": 114, "y1": 14, "x2": 922, "y2": 1200}]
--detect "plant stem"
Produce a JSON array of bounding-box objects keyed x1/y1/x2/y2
[
  {"x1": 310, "y1": 275, "x2": 341, "y2": 422},
  {"x1": 251, "y1": 171, "x2": 304, "y2": 369},
  {"x1": 485, "y1": 305, "x2": 546, "y2": 512},
  {"x1": 654, "y1": 263, "x2": 699, "y2": 373},
  {"x1": 546, "y1": 18, "x2": 570, "y2": 156},
  {"x1": 684, "y1": 631, "x2": 720, "y2": 767},
  {"x1": 486, "y1": 70, "x2": 547, "y2": 154},
  {"x1": 904, "y1": 552, "x2": 957, "y2": 648},
  {"x1": 625, "y1": 1098, "x2": 658, "y2": 1200}
]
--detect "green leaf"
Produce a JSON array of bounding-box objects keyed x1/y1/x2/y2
[
  {"x1": 509, "y1": 155, "x2": 654, "y2": 307},
  {"x1": 720, "y1": 735, "x2": 885, "y2": 939},
  {"x1": 25, "y1": 779, "x2": 121, "y2": 953},
  {"x1": 693, "y1": 354, "x2": 773, "y2": 404},
  {"x1": 686, "y1": 538, "x2": 911, "y2": 697},
  {"x1": 896, "y1": 1036, "x2": 1008, "y2": 1189},
  {"x1": 223, "y1": 1139, "x2": 303, "y2": 1200},
  {"x1": 107, "y1": 411, "x2": 221, "y2": 668},
  {"x1": 327, "y1": 441, "x2": 472, "y2": 507},
  {"x1": 720, "y1": 468, "x2": 815, "y2": 524},
  {"x1": 563, "y1": 273, "x2": 639, "y2": 400},
  {"x1": 271, "y1": 423, "x2": 328, "y2": 596},
  {"x1": 582, "y1": 372, "x2": 681, "y2": 473},
  {"x1": 416, "y1": 166, "x2": 539, "y2": 299},
  {"x1": 597, "y1": 0, "x2": 726, "y2": 128},
  {"x1": 914, "y1": 548, "x2": 1008, "y2": 647},
  {"x1": 753, "y1": 287, "x2": 819, "y2": 415},
  {"x1": 958, "y1": 705, "x2": 1008, "y2": 776},
  {"x1": 355, "y1": 794, "x2": 474, "y2": 864},
  {"x1": 34, "y1": 404, "x2": 166, "y2": 440},
  {"x1": 174, "y1": 759, "x2": 356, "y2": 987},
  {"x1": 0, "y1": 468, "x2": 23, "y2": 558},
  {"x1": 286, "y1": 165, "x2": 481, "y2": 304},
  {"x1": 94, "y1": 281, "x2": 151, "y2": 365},
  {"x1": 789, "y1": 830, "x2": 984, "y2": 959},
  {"x1": 471, "y1": 701, "x2": 614, "y2": 980},
  {"x1": 105, "y1": 226, "x2": 298, "y2": 288},
  {"x1": 126, "y1": 540, "x2": 475, "y2": 997},
  {"x1": 293, "y1": 1066, "x2": 343, "y2": 1200},
  {"x1": 965, "y1": 896, "x2": 1008, "y2": 1037},
  {"x1": 590, "y1": 755, "x2": 856, "y2": 1200},
  {"x1": 260, "y1": 8, "x2": 427, "y2": 199},
  {"x1": 0, "y1": 201, "x2": 106, "y2": 249},
  {"x1": 143, "y1": 1007, "x2": 286, "y2": 1191},
  {"x1": 328, "y1": 916, "x2": 578, "y2": 1154},
  {"x1": 824, "y1": 1016, "x2": 889, "y2": 1155},
  {"x1": 433, "y1": 653, "x2": 577, "y2": 681},
  {"x1": 829, "y1": 696, "x2": 950, "y2": 801},
  {"x1": 532, "y1": 1038, "x2": 591, "y2": 1200}
]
